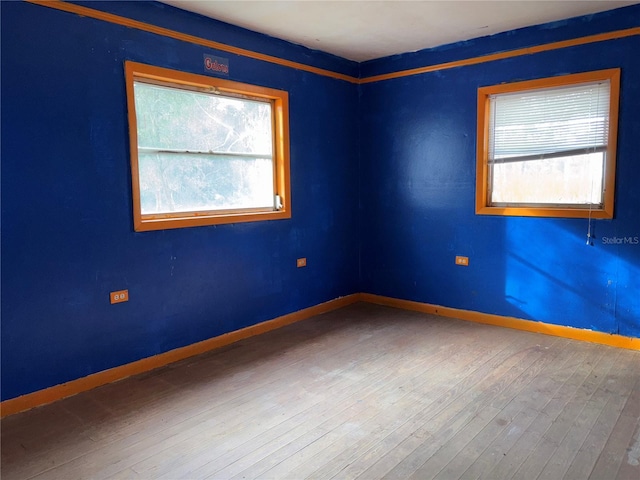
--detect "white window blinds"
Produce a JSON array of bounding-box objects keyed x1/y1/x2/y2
[{"x1": 488, "y1": 81, "x2": 611, "y2": 164}]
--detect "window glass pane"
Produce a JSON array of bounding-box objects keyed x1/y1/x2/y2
[
  {"x1": 139, "y1": 152, "x2": 274, "y2": 214},
  {"x1": 126, "y1": 62, "x2": 290, "y2": 230},
  {"x1": 490, "y1": 152, "x2": 604, "y2": 205},
  {"x1": 134, "y1": 82, "x2": 273, "y2": 155}
]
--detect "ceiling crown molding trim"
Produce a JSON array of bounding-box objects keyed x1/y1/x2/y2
[
  {"x1": 25, "y1": 0, "x2": 359, "y2": 83},
  {"x1": 23, "y1": 2, "x2": 640, "y2": 84},
  {"x1": 360, "y1": 26, "x2": 640, "y2": 84}
]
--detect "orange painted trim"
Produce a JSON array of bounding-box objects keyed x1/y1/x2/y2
[
  {"x1": 360, "y1": 27, "x2": 640, "y2": 84},
  {"x1": 474, "y1": 207, "x2": 614, "y2": 219},
  {"x1": 476, "y1": 89, "x2": 491, "y2": 213},
  {"x1": 475, "y1": 68, "x2": 621, "y2": 219},
  {"x1": 604, "y1": 69, "x2": 621, "y2": 218},
  {"x1": 125, "y1": 61, "x2": 292, "y2": 231},
  {"x1": 3, "y1": 292, "x2": 637, "y2": 417},
  {"x1": 26, "y1": 1, "x2": 639, "y2": 86},
  {"x1": 134, "y1": 210, "x2": 292, "y2": 232},
  {"x1": 25, "y1": 0, "x2": 358, "y2": 84},
  {"x1": 0, "y1": 294, "x2": 360, "y2": 418},
  {"x1": 360, "y1": 293, "x2": 640, "y2": 351}
]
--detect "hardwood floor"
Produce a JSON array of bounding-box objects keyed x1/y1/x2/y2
[{"x1": 2, "y1": 302, "x2": 639, "y2": 480}]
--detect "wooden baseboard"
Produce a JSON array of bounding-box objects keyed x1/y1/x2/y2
[
  {"x1": 0, "y1": 294, "x2": 359, "y2": 418},
  {"x1": 360, "y1": 293, "x2": 640, "y2": 351},
  {"x1": 4, "y1": 292, "x2": 638, "y2": 418}
]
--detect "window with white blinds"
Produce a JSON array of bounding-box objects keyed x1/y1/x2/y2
[
  {"x1": 476, "y1": 69, "x2": 620, "y2": 219},
  {"x1": 489, "y1": 82, "x2": 610, "y2": 165}
]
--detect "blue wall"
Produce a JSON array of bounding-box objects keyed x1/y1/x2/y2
[
  {"x1": 2, "y1": 1, "x2": 639, "y2": 402},
  {"x1": 0, "y1": 1, "x2": 360, "y2": 401},
  {"x1": 359, "y1": 5, "x2": 640, "y2": 339}
]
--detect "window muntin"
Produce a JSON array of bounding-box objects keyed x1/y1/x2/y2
[
  {"x1": 476, "y1": 69, "x2": 620, "y2": 218},
  {"x1": 125, "y1": 62, "x2": 290, "y2": 231}
]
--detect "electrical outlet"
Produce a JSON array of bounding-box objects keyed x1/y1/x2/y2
[
  {"x1": 455, "y1": 256, "x2": 469, "y2": 266},
  {"x1": 110, "y1": 289, "x2": 129, "y2": 304},
  {"x1": 297, "y1": 257, "x2": 307, "y2": 268}
]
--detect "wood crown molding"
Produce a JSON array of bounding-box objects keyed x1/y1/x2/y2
[{"x1": 26, "y1": 1, "x2": 640, "y2": 84}]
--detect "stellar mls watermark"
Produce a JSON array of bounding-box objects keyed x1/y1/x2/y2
[{"x1": 601, "y1": 236, "x2": 639, "y2": 245}]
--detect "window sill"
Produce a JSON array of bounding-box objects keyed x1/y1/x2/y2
[
  {"x1": 475, "y1": 205, "x2": 613, "y2": 219},
  {"x1": 135, "y1": 209, "x2": 292, "y2": 232}
]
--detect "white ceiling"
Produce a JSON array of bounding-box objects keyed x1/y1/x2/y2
[{"x1": 161, "y1": 0, "x2": 638, "y2": 62}]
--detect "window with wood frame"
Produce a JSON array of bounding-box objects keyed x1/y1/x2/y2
[
  {"x1": 125, "y1": 61, "x2": 291, "y2": 231},
  {"x1": 476, "y1": 69, "x2": 620, "y2": 218}
]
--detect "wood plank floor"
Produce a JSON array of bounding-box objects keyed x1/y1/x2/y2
[{"x1": 2, "y1": 302, "x2": 639, "y2": 480}]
